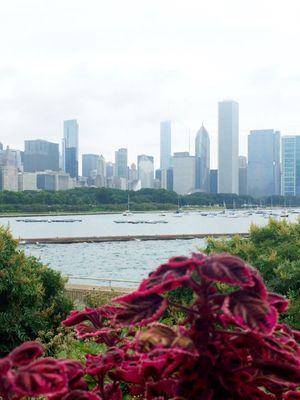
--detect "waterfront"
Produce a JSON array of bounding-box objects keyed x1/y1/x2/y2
[
  {"x1": 2, "y1": 209, "x2": 299, "y2": 239},
  {"x1": 12, "y1": 209, "x2": 299, "y2": 286}
]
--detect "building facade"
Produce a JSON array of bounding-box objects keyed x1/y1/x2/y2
[
  {"x1": 138, "y1": 155, "x2": 154, "y2": 188},
  {"x1": 24, "y1": 140, "x2": 59, "y2": 172},
  {"x1": 173, "y1": 152, "x2": 195, "y2": 195},
  {"x1": 247, "y1": 129, "x2": 280, "y2": 197},
  {"x1": 160, "y1": 121, "x2": 172, "y2": 170},
  {"x1": 218, "y1": 100, "x2": 239, "y2": 194},
  {"x1": 18, "y1": 173, "x2": 37, "y2": 191},
  {"x1": 195, "y1": 124, "x2": 210, "y2": 192},
  {"x1": 63, "y1": 119, "x2": 79, "y2": 179},
  {"x1": 238, "y1": 156, "x2": 247, "y2": 196},
  {"x1": 115, "y1": 148, "x2": 128, "y2": 179},
  {"x1": 209, "y1": 169, "x2": 218, "y2": 194},
  {"x1": 82, "y1": 154, "x2": 99, "y2": 178},
  {"x1": 281, "y1": 136, "x2": 300, "y2": 196}
]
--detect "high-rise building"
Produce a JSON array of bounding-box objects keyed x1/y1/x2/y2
[
  {"x1": 115, "y1": 148, "x2": 128, "y2": 179},
  {"x1": 173, "y1": 152, "x2": 195, "y2": 195},
  {"x1": 209, "y1": 170, "x2": 218, "y2": 194},
  {"x1": 160, "y1": 121, "x2": 172, "y2": 170},
  {"x1": 63, "y1": 119, "x2": 79, "y2": 179},
  {"x1": 138, "y1": 155, "x2": 154, "y2": 188},
  {"x1": 238, "y1": 156, "x2": 247, "y2": 196},
  {"x1": 218, "y1": 100, "x2": 239, "y2": 194},
  {"x1": 247, "y1": 130, "x2": 280, "y2": 197},
  {"x1": 195, "y1": 124, "x2": 210, "y2": 192},
  {"x1": 161, "y1": 168, "x2": 173, "y2": 191},
  {"x1": 95, "y1": 155, "x2": 106, "y2": 188},
  {"x1": 24, "y1": 140, "x2": 59, "y2": 172},
  {"x1": 281, "y1": 136, "x2": 300, "y2": 196},
  {"x1": 82, "y1": 154, "x2": 100, "y2": 178}
]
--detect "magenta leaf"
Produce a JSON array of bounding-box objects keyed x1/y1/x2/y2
[
  {"x1": 268, "y1": 292, "x2": 290, "y2": 313},
  {"x1": 9, "y1": 341, "x2": 44, "y2": 367},
  {"x1": 12, "y1": 357, "x2": 67, "y2": 397},
  {"x1": 114, "y1": 292, "x2": 168, "y2": 326},
  {"x1": 200, "y1": 253, "x2": 254, "y2": 287},
  {"x1": 223, "y1": 290, "x2": 278, "y2": 334},
  {"x1": 104, "y1": 382, "x2": 123, "y2": 400},
  {"x1": 62, "y1": 390, "x2": 102, "y2": 400}
]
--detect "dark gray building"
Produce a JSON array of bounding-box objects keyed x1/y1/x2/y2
[
  {"x1": 238, "y1": 156, "x2": 247, "y2": 196},
  {"x1": 247, "y1": 130, "x2": 280, "y2": 197},
  {"x1": 195, "y1": 124, "x2": 210, "y2": 192},
  {"x1": 115, "y1": 148, "x2": 128, "y2": 178},
  {"x1": 63, "y1": 119, "x2": 79, "y2": 179},
  {"x1": 82, "y1": 154, "x2": 99, "y2": 178},
  {"x1": 209, "y1": 169, "x2": 218, "y2": 194},
  {"x1": 24, "y1": 140, "x2": 59, "y2": 172},
  {"x1": 37, "y1": 173, "x2": 57, "y2": 191}
]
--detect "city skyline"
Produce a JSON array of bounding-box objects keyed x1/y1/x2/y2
[{"x1": 1, "y1": 1, "x2": 300, "y2": 168}]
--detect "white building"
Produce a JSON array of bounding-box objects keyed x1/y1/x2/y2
[
  {"x1": 160, "y1": 121, "x2": 172, "y2": 170},
  {"x1": 18, "y1": 173, "x2": 37, "y2": 191},
  {"x1": 173, "y1": 152, "x2": 195, "y2": 195},
  {"x1": 138, "y1": 155, "x2": 154, "y2": 188},
  {"x1": 218, "y1": 100, "x2": 239, "y2": 194},
  {"x1": 0, "y1": 165, "x2": 18, "y2": 191}
]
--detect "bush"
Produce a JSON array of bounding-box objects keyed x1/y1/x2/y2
[
  {"x1": 204, "y1": 218, "x2": 300, "y2": 329},
  {"x1": 1, "y1": 253, "x2": 299, "y2": 399},
  {"x1": 0, "y1": 226, "x2": 73, "y2": 354}
]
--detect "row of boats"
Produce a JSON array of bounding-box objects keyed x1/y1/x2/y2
[{"x1": 16, "y1": 219, "x2": 82, "y2": 223}]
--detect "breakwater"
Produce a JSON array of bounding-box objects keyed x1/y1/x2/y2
[{"x1": 20, "y1": 232, "x2": 248, "y2": 244}]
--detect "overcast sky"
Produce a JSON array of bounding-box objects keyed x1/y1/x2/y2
[{"x1": 1, "y1": 0, "x2": 300, "y2": 168}]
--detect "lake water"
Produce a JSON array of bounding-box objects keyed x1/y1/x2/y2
[{"x1": 3, "y1": 210, "x2": 298, "y2": 287}]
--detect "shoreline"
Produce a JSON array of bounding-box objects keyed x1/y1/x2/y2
[{"x1": 19, "y1": 232, "x2": 248, "y2": 244}]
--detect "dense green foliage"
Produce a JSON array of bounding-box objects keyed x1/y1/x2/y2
[
  {"x1": 0, "y1": 187, "x2": 299, "y2": 213},
  {"x1": 0, "y1": 227, "x2": 73, "y2": 354},
  {"x1": 204, "y1": 219, "x2": 300, "y2": 328}
]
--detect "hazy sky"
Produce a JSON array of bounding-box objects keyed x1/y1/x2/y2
[{"x1": 1, "y1": 0, "x2": 300, "y2": 168}]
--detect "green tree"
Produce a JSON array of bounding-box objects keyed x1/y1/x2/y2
[
  {"x1": 0, "y1": 226, "x2": 73, "y2": 354},
  {"x1": 204, "y1": 218, "x2": 300, "y2": 329}
]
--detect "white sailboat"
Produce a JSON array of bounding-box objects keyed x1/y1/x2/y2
[{"x1": 123, "y1": 195, "x2": 133, "y2": 216}]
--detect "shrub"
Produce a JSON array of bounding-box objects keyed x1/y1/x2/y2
[
  {"x1": 0, "y1": 226, "x2": 73, "y2": 354},
  {"x1": 204, "y1": 219, "x2": 300, "y2": 329},
  {"x1": 1, "y1": 252, "x2": 299, "y2": 399}
]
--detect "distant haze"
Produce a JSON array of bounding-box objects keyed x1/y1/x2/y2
[{"x1": 1, "y1": 0, "x2": 300, "y2": 168}]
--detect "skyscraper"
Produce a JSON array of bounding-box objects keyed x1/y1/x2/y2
[
  {"x1": 238, "y1": 156, "x2": 247, "y2": 196},
  {"x1": 281, "y1": 136, "x2": 300, "y2": 196},
  {"x1": 173, "y1": 152, "x2": 195, "y2": 195},
  {"x1": 82, "y1": 154, "x2": 100, "y2": 178},
  {"x1": 137, "y1": 155, "x2": 154, "y2": 188},
  {"x1": 115, "y1": 148, "x2": 128, "y2": 179},
  {"x1": 95, "y1": 155, "x2": 106, "y2": 188},
  {"x1": 160, "y1": 121, "x2": 171, "y2": 170},
  {"x1": 24, "y1": 140, "x2": 59, "y2": 172},
  {"x1": 247, "y1": 130, "x2": 280, "y2": 197},
  {"x1": 63, "y1": 119, "x2": 79, "y2": 179},
  {"x1": 195, "y1": 124, "x2": 210, "y2": 192},
  {"x1": 218, "y1": 100, "x2": 239, "y2": 194}
]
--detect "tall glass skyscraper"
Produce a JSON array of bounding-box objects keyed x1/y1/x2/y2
[
  {"x1": 195, "y1": 124, "x2": 210, "y2": 192},
  {"x1": 115, "y1": 148, "x2": 128, "y2": 178},
  {"x1": 218, "y1": 100, "x2": 239, "y2": 194},
  {"x1": 247, "y1": 130, "x2": 280, "y2": 197},
  {"x1": 160, "y1": 121, "x2": 171, "y2": 170},
  {"x1": 282, "y1": 136, "x2": 300, "y2": 196},
  {"x1": 24, "y1": 139, "x2": 59, "y2": 172},
  {"x1": 63, "y1": 119, "x2": 79, "y2": 179}
]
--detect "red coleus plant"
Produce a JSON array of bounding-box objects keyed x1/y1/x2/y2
[{"x1": 1, "y1": 253, "x2": 300, "y2": 399}]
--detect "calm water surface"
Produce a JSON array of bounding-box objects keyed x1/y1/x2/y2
[{"x1": 6, "y1": 210, "x2": 299, "y2": 287}]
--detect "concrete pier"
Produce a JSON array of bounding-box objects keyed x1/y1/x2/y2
[{"x1": 19, "y1": 232, "x2": 248, "y2": 245}]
